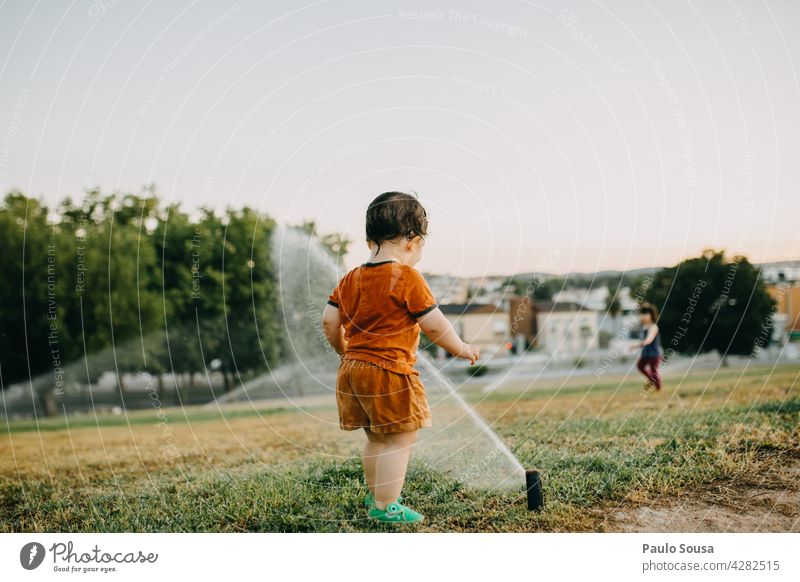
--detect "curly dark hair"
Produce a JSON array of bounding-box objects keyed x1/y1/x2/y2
[{"x1": 365, "y1": 192, "x2": 428, "y2": 252}]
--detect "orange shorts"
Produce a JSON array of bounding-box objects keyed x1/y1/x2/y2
[{"x1": 336, "y1": 357, "x2": 432, "y2": 433}]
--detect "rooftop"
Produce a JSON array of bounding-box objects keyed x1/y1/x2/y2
[
  {"x1": 533, "y1": 301, "x2": 592, "y2": 313},
  {"x1": 439, "y1": 303, "x2": 505, "y2": 316}
]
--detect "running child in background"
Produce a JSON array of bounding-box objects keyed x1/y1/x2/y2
[
  {"x1": 633, "y1": 303, "x2": 663, "y2": 391},
  {"x1": 321, "y1": 191, "x2": 480, "y2": 524}
]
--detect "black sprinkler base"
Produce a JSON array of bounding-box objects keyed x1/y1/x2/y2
[{"x1": 526, "y1": 469, "x2": 544, "y2": 511}]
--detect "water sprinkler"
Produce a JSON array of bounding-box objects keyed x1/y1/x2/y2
[{"x1": 526, "y1": 469, "x2": 543, "y2": 511}]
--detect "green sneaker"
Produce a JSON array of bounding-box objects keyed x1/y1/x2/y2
[
  {"x1": 364, "y1": 492, "x2": 402, "y2": 508},
  {"x1": 368, "y1": 501, "x2": 424, "y2": 523}
]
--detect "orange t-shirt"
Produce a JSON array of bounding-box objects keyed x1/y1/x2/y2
[{"x1": 327, "y1": 260, "x2": 438, "y2": 375}]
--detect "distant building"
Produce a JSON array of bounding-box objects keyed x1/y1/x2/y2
[
  {"x1": 552, "y1": 287, "x2": 609, "y2": 311},
  {"x1": 760, "y1": 261, "x2": 800, "y2": 285},
  {"x1": 533, "y1": 301, "x2": 599, "y2": 357},
  {"x1": 508, "y1": 295, "x2": 537, "y2": 349},
  {"x1": 766, "y1": 284, "x2": 800, "y2": 341},
  {"x1": 440, "y1": 302, "x2": 509, "y2": 355},
  {"x1": 440, "y1": 295, "x2": 600, "y2": 359},
  {"x1": 465, "y1": 276, "x2": 513, "y2": 305},
  {"x1": 423, "y1": 273, "x2": 469, "y2": 304},
  {"x1": 617, "y1": 287, "x2": 642, "y2": 313}
]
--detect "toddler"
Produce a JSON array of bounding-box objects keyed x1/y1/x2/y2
[{"x1": 322, "y1": 191, "x2": 479, "y2": 523}]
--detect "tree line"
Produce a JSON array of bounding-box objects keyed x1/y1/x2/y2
[{"x1": 0, "y1": 190, "x2": 345, "y2": 415}]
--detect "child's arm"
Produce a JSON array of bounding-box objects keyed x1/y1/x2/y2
[
  {"x1": 418, "y1": 308, "x2": 480, "y2": 365},
  {"x1": 322, "y1": 304, "x2": 347, "y2": 355},
  {"x1": 641, "y1": 324, "x2": 659, "y2": 347}
]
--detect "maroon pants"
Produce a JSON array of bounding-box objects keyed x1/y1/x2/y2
[{"x1": 637, "y1": 356, "x2": 661, "y2": 389}]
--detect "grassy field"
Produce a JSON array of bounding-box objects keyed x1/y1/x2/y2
[{"x1": 1, "y1": 363, "x2": 798, "y2": 532}]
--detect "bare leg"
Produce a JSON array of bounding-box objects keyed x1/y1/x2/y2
[
  {"x1": 362, "y1": 428, "x2": 386, "y2": 496},
  {"x1": 373, "y1": 430, "x2": 418, "y2": 510}
]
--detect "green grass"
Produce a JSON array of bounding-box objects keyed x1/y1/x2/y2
[
  {"x1": 1, "y1": 364, "x2": 798, "y2": 532},
  {"x1": 2, "y1": 405, "x2": 307, "y2": 434}
]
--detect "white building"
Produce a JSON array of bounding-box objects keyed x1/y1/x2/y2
[
  {"x1": 552, "y1": 287, "x2": 609, "y2": 311},
  {"x1": 534, "y1": 301, "x2": 599, "y2": 357},
  {"x1": 440, "y1": 302, "x2": 509, "y2": 357},
  {"x1": 466, "y1": 276, "x2": 512, "y2": 305},
  {"x1": 423, "y1": 273, "x2": 469, "y2": 304},
  {"x1": 759, "y1": 261, "x2": 800, "y2": 284}
]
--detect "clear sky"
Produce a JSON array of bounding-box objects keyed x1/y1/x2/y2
[{"x1": 0, "y1": 0, "x2": 798, "y2": 277}]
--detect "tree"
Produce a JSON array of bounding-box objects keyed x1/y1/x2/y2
[
  {"x1": 148, "y1": 204, "x2": 282, "y2": 394},
  {"x1": 507, "y1": 276, "x2": 564, "y2": 302},
  {"x1": 216, "y1": 207, "x2": 281, "y2": 389},
  {"x1": 645, "y1": 249, "x2": 775, "y2": 363},
  {"x1": 0, "y1": 191, "x2": 163, "y2": 414},
  {"x1": 0, "y1": 189, "x2": 293, "y2": 413},
  {"x1": 58, "y1": 192, "x2": 161, "y2": 390},
  {"x1": 148, "y1": 203, "x2": 206, "y2": 399},
  {"x1": 0, "y1": 193, "x2": 63, "y2": 413},
  {"x1": 296, "y1": 220, "x2": 350, "y2": 265}
]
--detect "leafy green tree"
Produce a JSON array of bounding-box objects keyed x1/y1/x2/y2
[
  {"x1": 147, "y1": 205, "x2": 281, "y2": 394},
  {"x1": 645, "y1": 249, "x2": 775, "y2": 362},
  {"x1": 507, "y1": 276, "x2": 563, "y2": 302},
  {"x1": 296, "y1": 220, "x2": 350, "y2": 264},
  {"x1": 0, "y1": 189, "x2": 309, "y2": 413},
  {"x1": 215, "y1": 207, "x2": 280, "y2": 390},
  {"x1": 58, "y1": 193, "x2": 161, "y2": 389},
  {"x1": 143, "y1": 203, "x2": 211, "y2": 401},
  {"x1": 0, "y1": 193, "x2": 63, "y2": 413}
]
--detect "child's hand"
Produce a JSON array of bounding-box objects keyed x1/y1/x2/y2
[{"x1": 456, "y1": 343, "x2": 480, "y2": 365}]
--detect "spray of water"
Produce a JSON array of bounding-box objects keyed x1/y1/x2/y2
[
  {"x1": 215, "y1": 225, "x2": 525, "y2": 490},
  {"x1": 414, "y1": 355, "x2": 526, "y2": 490},
  {"x1": 213, "y1": 225, "x2": 340, "y2": 404}
]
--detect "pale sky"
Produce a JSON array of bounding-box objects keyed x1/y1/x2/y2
[{"x1": 1, "y1": 0, "x2": 798, "y2": 277}]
